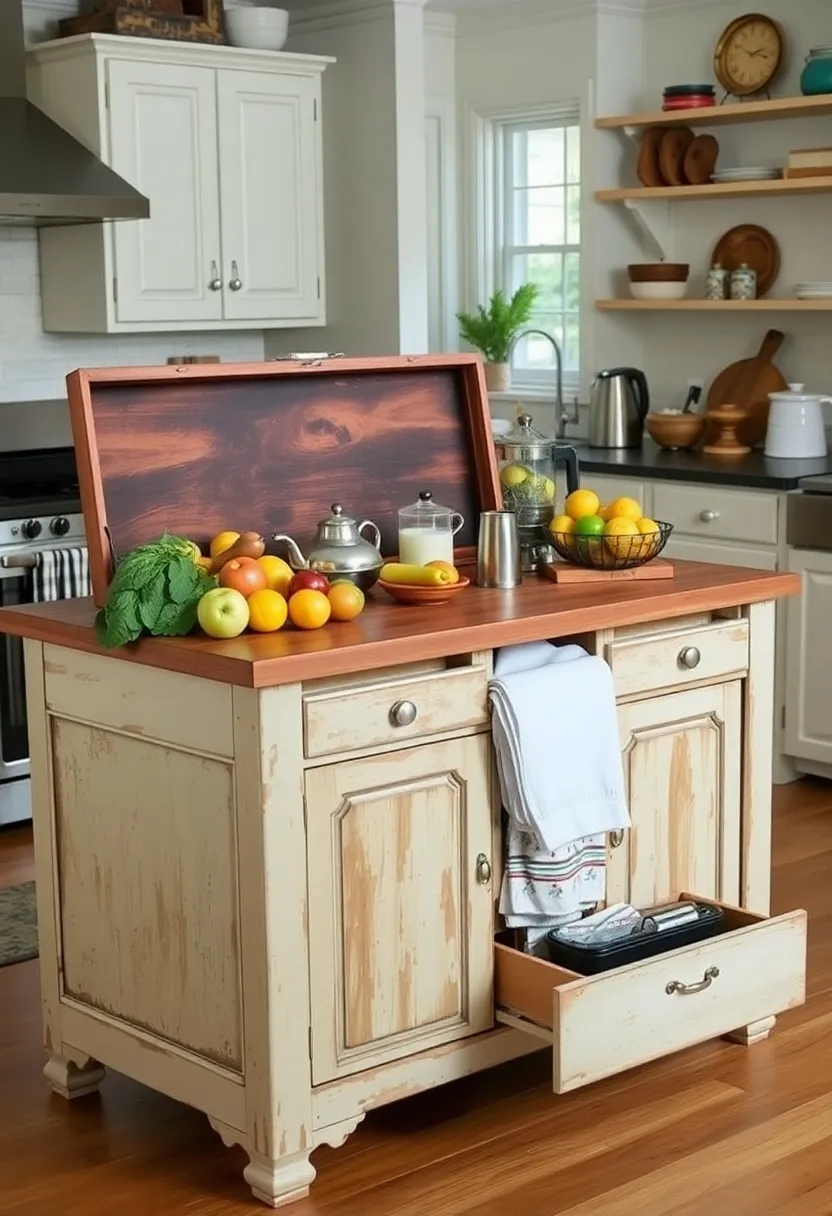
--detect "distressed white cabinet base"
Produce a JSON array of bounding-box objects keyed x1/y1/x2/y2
[{"x1": 21, "y1": 595, "x2": 804, "y2": 1208}]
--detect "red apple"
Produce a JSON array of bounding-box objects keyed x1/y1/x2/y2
[
  {"x1": 289, "y1": 569, "x2": 330, "y2": 596},
  {"x1": 219, "y1": 558, "x2": 268, "y2": 598}
]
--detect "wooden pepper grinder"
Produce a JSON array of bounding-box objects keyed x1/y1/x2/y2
[{"x1": 702, "y1": 405, "x2": 752, "y2": 457}]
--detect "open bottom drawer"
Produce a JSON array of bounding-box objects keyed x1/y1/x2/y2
[{"x1": 494, "y1": 895, "x2": 807, "y2": 1094}]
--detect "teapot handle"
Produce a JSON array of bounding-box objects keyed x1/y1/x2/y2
[
  {"x1": 359, "y1": 520, "x2": 382, "y2": 549},
  {"x1": 451, "y1": 512, "x2": 465, "y2": 536}
]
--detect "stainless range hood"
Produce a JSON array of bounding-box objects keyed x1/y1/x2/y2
[{"x1": 0, "y1": 0, "x2": 150, "y2": 225}]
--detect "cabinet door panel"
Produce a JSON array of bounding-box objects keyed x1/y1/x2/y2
[
  {"x1": 664, "y1": 536, "x2": 777, "y2": 572},
  {"x1": 305, "y1": 736, "x2": 495, "y2": 1083},
  {"x1": 607, "y1": 683, "x2": 742, "y2": 909},
  {"x1": 785, "y1": 548, "x2": 832, "y2": 765},
  {"x1": 217, "y1": 70, "x2": 320, "y2": 322},
  {"x1": 107, "y1": 59, "x2": 222, "y2": 324}
]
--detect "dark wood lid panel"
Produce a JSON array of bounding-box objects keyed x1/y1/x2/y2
[{"x1": 68, "y1": 357, "x2": 501, "y2": 605}]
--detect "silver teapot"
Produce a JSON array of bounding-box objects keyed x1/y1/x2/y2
[{"x1": 273, "y1": 504, "x2": 384, "y2": 590}]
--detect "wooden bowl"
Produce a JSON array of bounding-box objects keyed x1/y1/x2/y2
[
  {"x1": 628, "y1": 263, "x2": 690, "y2": 283},
  {"x1": 645, "y1": 411, "x2": 707, "y2": 451},
  {"x1": 377, "y1": 575, "x2": 470, "y2": 606}
]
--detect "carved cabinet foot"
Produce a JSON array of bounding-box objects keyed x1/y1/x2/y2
[
  {"x1": 725, "y1": 1015, "x2": 777, "y2": 1046},
  {"x1": 244, "y1": 1151, "x2": 316, "y2": 1209},
  {"x1": 43, "y1": 1052, "x2": 106, "y2": 1099}
]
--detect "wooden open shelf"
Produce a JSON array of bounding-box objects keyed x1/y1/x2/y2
[
  {"x1": 596, "y1": 176, "x2": 832, "y2": 203},
  {"x1": 596, "y1": 298, "x2": 832, "y2": 312},
  {"x1": 595, "y1": 94, "x2": 832, "y2": 131}
]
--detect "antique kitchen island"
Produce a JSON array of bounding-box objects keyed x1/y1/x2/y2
[{"x1": 0, "y1": 357, "x2": 807, "y2": 1210}]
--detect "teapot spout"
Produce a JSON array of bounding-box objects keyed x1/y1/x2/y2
[{"x1": 272, "y1": 534, "x2": 307, "y2": 570}]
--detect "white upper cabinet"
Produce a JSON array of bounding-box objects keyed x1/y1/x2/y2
[{"x1": 28, "y1": 35, "x2": 332, "y2": 333}]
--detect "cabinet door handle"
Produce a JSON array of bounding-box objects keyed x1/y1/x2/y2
[
  {"x1": 609, "y1": 829, "x2": 625, "y2": 848},
  {"x1": 666, "y1": 965, "x2": 719, "y2": 996},
  {"x1": 678, "y1": 646, "x2": 701, "y2": 670},
  {"x1": 389, "y1": 700, "x2": 417, "y2": 727},
  {"x1": 209, "y1": 260, "x2": 222, "y2": 291},
  {"x1": 699, "y1": 509, "x2": 719, "y2": 522},
  {"x1": 229, "y1": 260, "x2": 243, "y2": 291},
  {"x1": 476, "y1": 853, "x2": 492, "y2": 884}
]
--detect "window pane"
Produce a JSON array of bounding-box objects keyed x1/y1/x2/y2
[
  {"x1": 566, "y1": 125, "x2": 580, "y2": 184},
  {"x1": 566, "y1": 185, "x2": 580, "y2": 245},
  {"x1": 565, "y1": 252, "x2": 580, "y2": 312},
  {"x1": 564, "y1": 314, "x2": 580, "y2": 374},
  {"x1": 513, "y1": 186, "x2": 564, "y2": 246},
  {"x1": 511, "y1": 313, "x2": 564, "y2": 373},
  {"x1": 510, "y1": 128, "x2": 528, "y2": 189},
  {"x1": 512, "y1": 126, "x2": 565, "y2": 187},
  {"x1": 511, "y1": 252, "x2": 564, "y2": 311}
]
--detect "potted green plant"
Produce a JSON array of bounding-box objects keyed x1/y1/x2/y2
[{"x1": 456, "y1": 284, "x2": 539, "y2": 392}]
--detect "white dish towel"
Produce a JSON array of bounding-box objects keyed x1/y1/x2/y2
[{"x1": 489, "y1": 641, "x2": 631, "y2": 935}]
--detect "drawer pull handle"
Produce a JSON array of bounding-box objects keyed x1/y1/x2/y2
[
  {"x1": 678, "y1": 646, "x2": 701, "y2": 670},
  {"x1": 609, "y1": 829, "x2": 625, "y2": 848},
  {"x1": 699, "y1": 509, "x2": 719, "y2": 523},
  {"x1": 390, "y1": 700, "x2": 418, "y2": 727},
  {"x1": 476, "y1": 853, "x2": 492, "y2": 884},
  {"x1": 666, "y1": 965, "x2": 720, "y2": 996}
]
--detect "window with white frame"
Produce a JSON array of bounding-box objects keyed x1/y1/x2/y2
[{"x1": 497, "y1": 110, "x2": 581, "y2": 391}]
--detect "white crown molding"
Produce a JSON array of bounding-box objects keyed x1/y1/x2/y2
[
  {"x1": 287, "y1": 0, "x2": 428, "y2": 33},
  {"x1": 424, "y1": 10, "x2": 456, "y2": 36}
]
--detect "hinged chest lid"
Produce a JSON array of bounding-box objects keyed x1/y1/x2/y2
[{"x1": 67, "y1": 354, "x2": 500, "y2": 605}]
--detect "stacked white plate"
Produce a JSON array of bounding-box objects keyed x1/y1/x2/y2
[
  {"x1": 794, "y1": 282, "x2": 832, "y2": 299},
  {"x1": 711, "y1": 167, "x2": 782, "y2": 183}
]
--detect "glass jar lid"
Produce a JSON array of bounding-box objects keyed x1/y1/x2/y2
[
  {"x1": 400, "y1": 490, "x2": 453, "y2": 520},
  {"x1": 495, "y1": 413, "x2": 555, "y2": 462}
]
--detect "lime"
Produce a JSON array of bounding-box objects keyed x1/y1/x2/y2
[{"x1": 574, "y1": 514, "x2": 605, "y2": 537}]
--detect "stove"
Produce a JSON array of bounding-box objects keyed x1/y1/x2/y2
[
  {"x1": 798, "y1": 474, "x2": 832, "y2": 495},
  {"x1": 0, "y1": 399, "x2": 85, "y2": 827},
  {"x1": 788, "y1": 475, "x2": 832, "y2": 554}
]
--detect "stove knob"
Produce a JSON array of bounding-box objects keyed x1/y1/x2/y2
[
  {"x1": 51, "y1": 516, "x2": 71, "y2": 537},
  {"x1": 22, "y1": 519, "x2": 42, "y2": 540}
]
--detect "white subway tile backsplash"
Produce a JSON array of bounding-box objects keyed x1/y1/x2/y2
[{"x1": 0, "y1": 227, "x2": 265, "y2": 402}]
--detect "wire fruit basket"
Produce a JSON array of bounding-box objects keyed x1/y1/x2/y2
[{"x1": 549, "y1": 521, "x2": 674, "y2": 571}]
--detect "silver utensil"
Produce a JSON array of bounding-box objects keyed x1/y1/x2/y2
[{"x1": 476, "y1": 511, "x2": 522, "y2": 588}]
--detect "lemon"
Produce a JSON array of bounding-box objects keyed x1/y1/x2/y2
[
  {"x1": 500, "y1": 464, "x2": 529, "y2": 489},
  {"x1": 542, "y1": 477, "x2": 555, "y2": 501},
  {"x1": 565, "y1": 488, "x2": 601, "y2": 521},
  {"x1": 604, "y1": 516, "x2": 640, "y2": 559},
  {"x1": 598, "y1": 503, "x2": 611, "y2": 522},
  {"x1": 550, "y1": 514, "x2": 575, "y2": 535},
  {"x1": 633, "y1": 516, "x2": 661, "y2": 558},
  {"x1": 606, "y1": 496, "x2": 642, "y2": 523},
  {"x1": 637, "y1": 517, "x2": 660, "y2": 536}
]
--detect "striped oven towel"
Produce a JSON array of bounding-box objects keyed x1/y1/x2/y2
[{"x1": 32, "y1": 547, "x2": 92, "y2": 603}]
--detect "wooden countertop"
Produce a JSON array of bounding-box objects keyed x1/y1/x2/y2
[{"x1": 0, "y1": 561, "x2": 799, "y2": 688}]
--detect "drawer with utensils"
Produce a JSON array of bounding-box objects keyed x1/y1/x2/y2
[
  {"x1": 494, "y1": 897, "x2": 806, "y2": 1094},
  {"x1": 606, "y1": 618, "x2": 749, "y2": 699}
]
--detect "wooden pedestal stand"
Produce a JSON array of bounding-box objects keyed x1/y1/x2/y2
[{"x1": 703, "y1": 406, "x2": 752, "y2": 457}]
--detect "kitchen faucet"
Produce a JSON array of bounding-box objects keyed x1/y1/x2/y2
[{"x1": 509, "y1": 328, "x2": 579, "y2": 439}]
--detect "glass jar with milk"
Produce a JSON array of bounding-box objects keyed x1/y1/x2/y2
[{"x1": 398, "y1": 491, "x2": 464, "y2": 566}]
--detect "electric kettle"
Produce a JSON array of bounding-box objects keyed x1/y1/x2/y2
[{"x1": 589, "y1": 367, "x2": 650, "y2": 449}]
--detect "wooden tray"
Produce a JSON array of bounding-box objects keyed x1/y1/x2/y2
[
  {"x1": 543, "y1": 560, "x2": 675, "y2": 584},
  {"x1": 67, "y1": 355, "x2": 500, "y2": 606},
  {"x1": 711, "y1": 224, "x2": 780, "y2": 298}
]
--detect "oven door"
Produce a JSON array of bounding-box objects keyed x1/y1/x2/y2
[{"x1": 0, "y1": 565, "x2": 32, "y2": 782}]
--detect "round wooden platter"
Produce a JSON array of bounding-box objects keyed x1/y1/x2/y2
[
  {"x1": 712, "y1": 224, "x2": 781, "y2": 297},
  {"x1": 683, "y1": 133, "x2": 720, "y2": 185},
  {"x1": 658, "y1": 126, "x2": 695, "y2": 187},
  {"x1": 637, "y1": 127, "x2": 668, "y2": 187}
]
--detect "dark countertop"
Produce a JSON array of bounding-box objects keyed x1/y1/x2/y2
[{"x1": 573, "y1": 441, "x2": 832, "y2": 491}]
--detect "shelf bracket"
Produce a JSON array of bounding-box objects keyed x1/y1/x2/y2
[
  {"x1": 622, "y1": 198, "x2": 673, "y2": 262},
  {"x1": 622, "y1": 123, "x2": 644, "y2": 147}
]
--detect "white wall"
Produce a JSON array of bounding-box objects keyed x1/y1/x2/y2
[
  {"x1": 1, "y1": 0, "x2": 263, "y2": 405},
  {"x1": 425, "y1": 14, "x2": 458, "y2": 352}
]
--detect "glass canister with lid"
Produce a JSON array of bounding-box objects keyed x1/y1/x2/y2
[
  {"x1": 801, "y1": 46, "x2": 832, "y2": 95},
  {"x1": 397, "y1": 491, "x2": 464, "y2": 566},
  {"x1": 494, "y1": 413, "x2": 580, "y2": 570}
]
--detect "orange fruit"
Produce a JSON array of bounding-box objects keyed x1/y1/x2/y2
[
  {"x1": 288, "y1": 588, "x2": 331, "y2": 630},
  {"x1": 257, "y1": 554, "x2": 294, "y2": 596},
  {"x1": 209, "y1": 530, "x2": 240, "y2": 559},
  {"x1": 426, "y1": 560, "x2": 460, "y2": 585},
  {"x1": 247, "y1": 589, "x2": 288, "y2": 633},
  {"x1": 328, "y1": 581, "x2": 365, "y2": 621}
]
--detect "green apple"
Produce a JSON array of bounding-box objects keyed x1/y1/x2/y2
[{"x1": 197, "y1": 587, "x2": 250, "y2": 639}]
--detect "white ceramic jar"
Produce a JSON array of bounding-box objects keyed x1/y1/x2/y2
[{"x1": 764, "y1": 384, "x2": 830, "y2": 459}]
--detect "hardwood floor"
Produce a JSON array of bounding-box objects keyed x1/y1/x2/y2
[{"x1": 1, "y1": 781, "x2": 831, "y2": 1215}]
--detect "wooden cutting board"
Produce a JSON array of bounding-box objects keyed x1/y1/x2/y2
[{"x1": 705, "y1": 329, "x2": 788, "y2": 447}]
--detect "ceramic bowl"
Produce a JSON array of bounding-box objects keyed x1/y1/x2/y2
[
  {"x1": 628, "y1": 262, "x2": 690, "y2": 283},
  {"x1": 629, "y1": 281, "x2": 688, "y2": 300},
  {"x1": 225, "y1": 6, "x2": 289, "y2": 50},
  {"x1": 377, "y1": 576, "x2": 470, "y2": 606},
  {"x1": 645, "y1": 411, "x2": 707, "y2": 450}
]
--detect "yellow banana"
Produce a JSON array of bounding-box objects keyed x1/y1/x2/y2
[{"x1": 380, "y1": 563, "x2": 452, "y2": 586}]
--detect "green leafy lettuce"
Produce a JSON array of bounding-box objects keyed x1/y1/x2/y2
[{"x1": 96, "y1": 533, "x2": 216, "y2": 648}]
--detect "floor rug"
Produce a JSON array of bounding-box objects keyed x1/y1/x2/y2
[{"x1": 0, "y1": 881, "x2": 38, "y2": 966}]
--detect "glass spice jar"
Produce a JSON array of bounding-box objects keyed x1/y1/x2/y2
[{"x1": 730, "y1": 263, "x2": 757, "y2": 301}]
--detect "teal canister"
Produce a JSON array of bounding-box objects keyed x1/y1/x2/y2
[{"x1": 801, "y1": 46, "x2": 832, "y2": 95}]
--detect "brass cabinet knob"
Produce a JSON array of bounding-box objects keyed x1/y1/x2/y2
[
  {"x1": 476, "y1": 853, "x2": 492, "y2": 884},
  {"x1": 389, "y1": 700, "x2": 418, "y2": 727},
  {"x1": 609, "y1": 829, "x2": 625, "y2": 848},
  {"x1": 678, "y1": 646, "x2": 701, "y2": 670},
  {"x1": 666, "y1": 965, "x2": 719, "y2": 996}
]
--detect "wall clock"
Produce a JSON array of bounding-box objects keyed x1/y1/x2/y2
[{"x1": 714, "y1": 13, "x2": 784, "y2": 99}]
